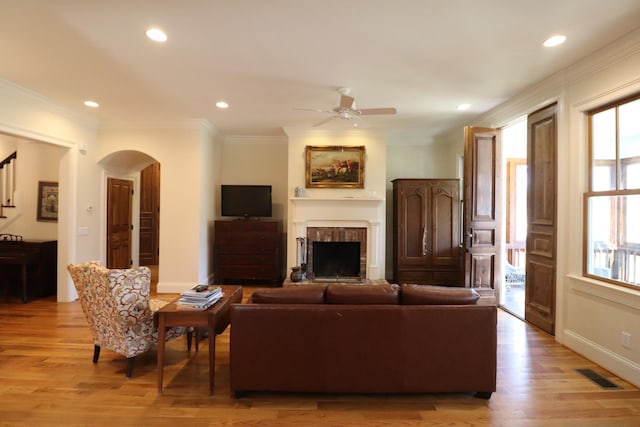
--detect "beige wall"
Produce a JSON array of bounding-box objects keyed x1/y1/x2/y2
[
  {"x1": 0, "y1": 136, "x2": 64, "y2": 240},
  {"x1": 0, "y1": 78, "x2": 100, "y2": 303},
  {"x1": 98, "y1": 121, "x2": 218, "y2": 292},
  {"x1": 219, "y1": 136, "x2": 289, "y2": 221}
]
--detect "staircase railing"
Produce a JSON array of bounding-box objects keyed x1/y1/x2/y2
[{"x1": 0, "y1": 151, "x2": 17, "y2": 219}]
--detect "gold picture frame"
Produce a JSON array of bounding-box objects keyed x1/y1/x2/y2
[
  {"x1": 305, "y1": 145, "x2": 365, "y2": 188},
  {"x1": 37, "y1": 181, "x2": 58, "y2": 222}
]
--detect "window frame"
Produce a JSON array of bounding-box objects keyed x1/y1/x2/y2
[{"x1": 584, "y1": 93, "x2": 640, "y2": 289}]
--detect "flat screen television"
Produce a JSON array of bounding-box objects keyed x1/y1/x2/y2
[{"x1": 221, "y1": 185, "x2": 272, "y2": 219}]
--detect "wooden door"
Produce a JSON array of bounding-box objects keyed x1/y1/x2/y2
[
  {"x1": 107, "y1": 178, "x2": 133, "y2": 269},
  {"x1": 463, "y1": 127, "x2": 501, "y2": 301},
  {"x1": 525, "y1": 104, "x2": 557, "y2": 334},
  {"x1": 139, "y1": 162, "x2": 160, "y2": 265}
]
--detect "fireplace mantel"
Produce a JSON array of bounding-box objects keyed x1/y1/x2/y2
[{"x1": 289, "y1": 196, "x2": 386, "y2": 280}]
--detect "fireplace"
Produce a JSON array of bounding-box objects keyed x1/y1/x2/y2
[
  {"x1": 306, "y1": 227, "x2": 366, "y2": 282},
  {"x1": 312, "y1": 241, "x2": 361, "y2": 281},
  {"x1": 289, "y1": 197, "x2": 386, "y2": 281}
]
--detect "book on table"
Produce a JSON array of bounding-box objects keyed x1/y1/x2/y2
[{"x1": 176, "y1": 285, "x2": 224, "y2": 310}]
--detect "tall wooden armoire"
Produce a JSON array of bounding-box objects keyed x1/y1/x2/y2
[{"x1": 392, "y1": 179, "x2": 462, "y2": 286}]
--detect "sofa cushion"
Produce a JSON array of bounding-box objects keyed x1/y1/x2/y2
[
  {"x1": 325, "y1": 284, "x2": 400, "y2": 304},
  {"x1": 250, "y1": 285, "x2": 326, "y2": 304},
  {"x1": 401, "y1": 284, "x2": 480, "y2": 305}
]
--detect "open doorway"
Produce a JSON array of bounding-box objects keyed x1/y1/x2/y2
[{"x1": 501, "y1": 119, "x2": 527, "y2": 318}]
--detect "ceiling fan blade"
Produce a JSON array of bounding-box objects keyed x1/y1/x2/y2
[
  {"x1": 294, "y1": 107, "x2": 333, "y2": 113},
  {"x1": 357, "y1": 107, "x2": 397, "y2": 116},
  {"x1": 339, "y1": 95, "x2": 355, "y2": 109},
  {"x1": 312, "y1": 116, "x2": 336, "y2": 127}
]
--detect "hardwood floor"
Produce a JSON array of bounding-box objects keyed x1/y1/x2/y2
[{"x1": 1, "y1": 287, "x2": 640, "y2": 426}]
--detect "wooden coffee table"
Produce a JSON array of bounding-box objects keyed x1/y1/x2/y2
[{"x1": 156, "y1": 285, "x2": 242, "y2": 395}]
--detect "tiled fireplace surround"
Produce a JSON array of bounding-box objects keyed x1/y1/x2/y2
[{"x1": 289, "y1": 197, "x2": 386, "y2": 282}]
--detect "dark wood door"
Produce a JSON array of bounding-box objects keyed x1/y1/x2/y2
[
  {"x1": 107, "y1": 178, "x2": 133, "y2": 269},
  {"x1": 525, "y1": 103, "x2": 558, "y2": 334},
  {"x1": 463, "y1": 127, "x2": 501, "y2": 301},
  {"x1": 139, "y1": 162, "x2": 160, "y2": 265}
]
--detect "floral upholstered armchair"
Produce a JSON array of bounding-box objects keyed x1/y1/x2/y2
[{"x1": 67, "y1": 261, "x2": 187, "y2": 377}]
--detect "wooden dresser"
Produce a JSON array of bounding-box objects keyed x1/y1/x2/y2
[{"x1": 214, "y1": 220, "x2": 283, "y2": 285}]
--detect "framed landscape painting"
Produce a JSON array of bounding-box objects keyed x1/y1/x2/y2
[
  {"x1": 305, "y1": 145, "x2": 365, "y2": 188},
  {"x1": 37, "y1": 181, "x2": 58, "y2": 222}
]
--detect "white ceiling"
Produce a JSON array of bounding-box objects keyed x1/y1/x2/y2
[{"x1": 2, "y1": 0, "x2": 640, "y2": 144}]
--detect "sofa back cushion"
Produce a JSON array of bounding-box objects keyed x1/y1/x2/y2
[
  {"x1": 250, "y1": 285, "x2": 326, "y2": 304},
  {"x1": 401, "y1": 284, "x2": 480, "y2": 305},
  {"x1": 325, "y1": 284, "x2": 400, "y2": 304}
]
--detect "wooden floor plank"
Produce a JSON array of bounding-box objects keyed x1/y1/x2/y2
[{"x1": 1, "y1": 286, "x2": 639, "y2": 426}]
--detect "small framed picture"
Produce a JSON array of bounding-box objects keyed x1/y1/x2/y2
[
  {"x1": 37, "y1": 181, "x2": 58, "y2": 222},
  {"x1": 305, "y1": 145, "x2": 365, "y2": 188}
]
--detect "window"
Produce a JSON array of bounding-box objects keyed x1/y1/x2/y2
[{"x1": 585, "y1": 95, "x2": 640, "y2": 288}]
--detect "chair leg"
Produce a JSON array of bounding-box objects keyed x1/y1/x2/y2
[
  {"x1": 93, "y1": 345, "x2": 101, "y2": 363},
  {"x1": 126, "y1": 357, "x2": 135, "y2": 378}
]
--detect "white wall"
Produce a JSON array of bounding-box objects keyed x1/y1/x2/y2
[
  {"x1": 436, "y1": 27, "x2": 640, "y2": 387},
  {"x1": 98, "y1": 120, "x2": 215, "y2": 292},
  {"x1": 0, "y1": 78, "x2": 101, "y2": 302}
]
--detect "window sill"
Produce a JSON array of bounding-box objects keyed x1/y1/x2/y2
[{"x1": 567, "y1": 274, "x2": 640, "y2": 310}]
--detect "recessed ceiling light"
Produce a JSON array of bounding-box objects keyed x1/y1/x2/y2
[
  {"x1": 84, "y1": 100, "x2": 99, "y2": 108},
  {"x1": 146, "y1": 28, "x2": 167, "y2": 42},
  {"x1": 543, "y1": 35, "x2": 566, "y2": 47},
  {"x1": 457, "y1": 103, "x2": 470, "y2": 111},
  {"x1": 216, "y1": 101, "x2": 229, "y2": 109}
]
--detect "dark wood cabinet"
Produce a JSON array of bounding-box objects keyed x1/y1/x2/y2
[
  {"x1": 214, "y1": 220, "x2": 283, "y2": 285},
  {"x1": 392, "y1": 179, "x2": 462, "y2": 286},
  {"x1": 0, "y1": 239, "x2": 57, "y2": 302}
]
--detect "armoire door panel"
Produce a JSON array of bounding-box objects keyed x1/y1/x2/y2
[{"x1": 432, "y1": 187, "x2": 458, "y2": 265}]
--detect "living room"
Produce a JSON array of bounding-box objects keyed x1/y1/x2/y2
[{"x1": 1, "y1": 2, "x2": 640, "y2": 424}]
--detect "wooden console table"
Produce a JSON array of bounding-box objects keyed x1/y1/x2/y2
[
  {"x1": 0, "y1": 239, "x2": 57, "y2": 303},
  {"x1": 156, "y1": 285, "x2": 243, "y2": 395}
]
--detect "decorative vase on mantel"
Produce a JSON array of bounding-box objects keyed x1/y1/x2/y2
[{"x1": 290, "y1": 266, "x2": 303, "y2": 282}]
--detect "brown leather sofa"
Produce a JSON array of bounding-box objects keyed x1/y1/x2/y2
[{"x1": 230, "y1": 283, "x2": 496, "y2": 398}]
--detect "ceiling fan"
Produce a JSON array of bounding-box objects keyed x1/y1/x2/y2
[{"x1": 300, "y1": 87, "x2": 397, "y2": 127}]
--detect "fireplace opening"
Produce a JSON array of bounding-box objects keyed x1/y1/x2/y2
[{"x1": 312, "y1": 241, "x2": 361, "y2": 281}]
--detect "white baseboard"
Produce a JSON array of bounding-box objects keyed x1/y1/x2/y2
[{"x1": 563, "y1": 329, "x2": 640, "y2": 388}]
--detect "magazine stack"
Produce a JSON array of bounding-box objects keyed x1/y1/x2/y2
[{"x1": 176, "y1": 284, "x2": 223, "y2": 310}]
